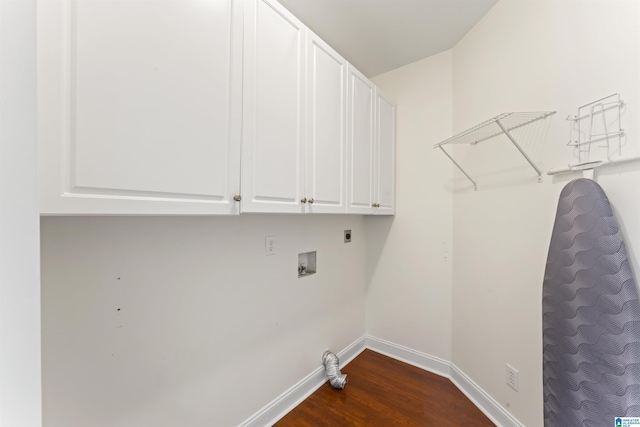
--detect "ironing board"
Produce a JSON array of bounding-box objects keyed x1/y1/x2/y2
[{"x1": 543, "y1": 178, "x2": 640, "y2": 425}]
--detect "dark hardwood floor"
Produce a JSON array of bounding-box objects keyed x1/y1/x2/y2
[{"x1": 275, "y1": 349, "x2": 496, "y2": 427}]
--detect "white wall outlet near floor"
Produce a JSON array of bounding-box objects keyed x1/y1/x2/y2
[
  {"x1": 265, "y1": 236, "x2": 276, "y2": 256},
  {"x1": 506, "y1": 364, "x2": 519, "y2": 391}
]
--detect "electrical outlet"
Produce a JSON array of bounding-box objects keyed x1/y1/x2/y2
[
  {"x1": 344, "y1": 230, "x2": 352, "y2": 243},
  {"x1": 506, "y1": 364, "x2": 519, "y2": 391},
  {"x1": 265, "y1": 236, "x2": 276, "y2": 256}
]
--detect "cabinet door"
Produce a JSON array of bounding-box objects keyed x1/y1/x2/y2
[
  {"x1": 374, "y1": 89, "x2": 396, "y2": 215},
  {"x1": 305, "y1": 31, "x2": 347, "y2": 214},
  {"x1": 346, "y1": 65, "x2": 375, "y2": 214},
  {"x1": 38, "y1": 0, "x2": 242, "y2": 215},
  {"x1": 241, "y1": 0, "x2": 305, "y2": 213}
]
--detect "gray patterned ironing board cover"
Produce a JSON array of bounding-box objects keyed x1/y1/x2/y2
[{"x1": 543, "y1": 178, "x2": 640, "y2": 426}]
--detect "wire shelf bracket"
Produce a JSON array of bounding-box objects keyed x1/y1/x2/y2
[{"x1": 434, "y1": 111, "x2": 556, "y2": 190}]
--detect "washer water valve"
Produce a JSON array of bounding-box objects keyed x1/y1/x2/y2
[{"x1": 322, "y1": 350, "x2": 347, "y2": 389}]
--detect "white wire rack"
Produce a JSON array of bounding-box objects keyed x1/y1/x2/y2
[
  {"x1": 547, "y1": 94, "x2": 640, "y2": 177},
  {"x1": 567, "y1": 93, "x2": 624, "y2": 163},
  {"x1": 434, "y1": 111, "x2": 556, "y2": 190}
]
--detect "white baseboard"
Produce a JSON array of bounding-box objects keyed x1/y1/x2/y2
[
  {"x1": 337, "y1": 335, "x2": 369, "y2": 368},
  {"x1": 364, "y1": 335, "x2": 451, "y2": 378},
  {"x1": 365, "y1": 336, "x2": 523, "y2": 427},
  {"x1": 237, "y1": 336, "x2": 367, "y2": 427},
  {"x1": 238, "y1": 335, "x2": 523, "y2": 427},
  {"x1": 449, "y1": 364, "x2": 524, "y2": 427}
]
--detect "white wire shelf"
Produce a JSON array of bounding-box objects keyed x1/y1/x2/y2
[
  {"x1": 547, "y1": 153, "x2": 640, "y2": 176},
  {"x1": 434, "y1": 111, "x2": 556, "y2": 190}
]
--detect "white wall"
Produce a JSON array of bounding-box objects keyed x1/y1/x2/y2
[
  {"x1": 40, "y1": 215, "x2": 366, "y2": 427},
  {"x1": 452, "y1": 1, "x2": 640, "y2": 426},
  {"x1": 367, "y1": 50, "x2": 454, "y2": 360},
  {"x1": 0, "y1": 1, "x2": 42, "y2": 426}
]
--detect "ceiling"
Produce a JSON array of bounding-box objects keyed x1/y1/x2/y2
[{"x1": 277, "y1": 0, "x2": 498, "y2": 77}]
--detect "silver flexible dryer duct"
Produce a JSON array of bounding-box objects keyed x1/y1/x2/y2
[{"x1": 322, "y1": 350, "x2": 347, "y2": 389}]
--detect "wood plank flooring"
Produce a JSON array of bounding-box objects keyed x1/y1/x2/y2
[{"x1": 275, "y1": 349, "x2": 496, "y2": 427}]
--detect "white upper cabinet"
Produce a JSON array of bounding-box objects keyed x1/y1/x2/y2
[
  {"x1": 374, "y1": 89, "x2": 396, "y2": 215},
  {"x1": 346, "y1": 67, "x2": 396, "y2": 215},
  {"x1": 304, "y1": 31, "x2": 348, "y2": 214},
  {"x1": 38, "y1": 0, "x2": 242, "y2": 215},
  {"x1": 346, "y1": 65, "x2": 376, "y2": 214},
  {"x1": 37, "y1": 0, "x2": 394, "y2": 216},
  {"x1": 241, "y1": 0, "x2": 306, "y2": 213}
]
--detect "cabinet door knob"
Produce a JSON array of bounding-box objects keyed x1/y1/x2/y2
[
  {"x1": 301, "y1": 197, "x2": 307, "y2": 204},
  {"x1": 309, "y1": 198, "x2": 315, "y2": 204},
  {"x1": 233, "y1": 194, "x2": 242, "y2": 202}
]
